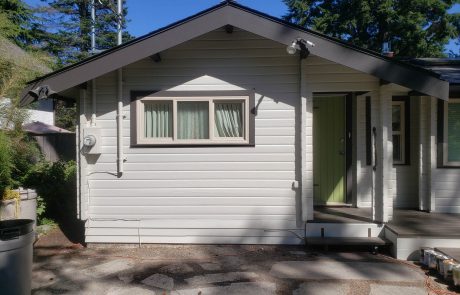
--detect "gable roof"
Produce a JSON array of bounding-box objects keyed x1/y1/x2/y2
[{"x1": 20, "y1": 1, "x2": 450, "y2": 106}]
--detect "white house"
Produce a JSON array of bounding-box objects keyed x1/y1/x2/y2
[{"x1": 20, "y1": 2, "x2": 460, "y2": 259}]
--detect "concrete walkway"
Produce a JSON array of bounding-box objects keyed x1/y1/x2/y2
[{"x1": 32, "y1": 228, "x2": 457, "y2": 295}]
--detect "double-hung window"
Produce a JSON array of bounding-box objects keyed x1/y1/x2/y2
[
  {"x1": 443, "y1": 98, "x2": 460, "y2": 166},
  {"x1": 392, "y1": 101, "x2": 405, "y2": 164},
  {"x1": 133, "y1": 91, "x2": 253, "y2": 146}
]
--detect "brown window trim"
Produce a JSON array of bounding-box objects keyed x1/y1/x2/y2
[{"x1": 130, "y1": 90, "x2": 255, "y2": 147}]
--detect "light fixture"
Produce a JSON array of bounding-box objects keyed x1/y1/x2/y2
[
  {"x1": 286, "y1": 40, "x2": 298, "y2": 55},
  {"x1": 286, "y1": 38, "x2": 316, "y2": 59}
]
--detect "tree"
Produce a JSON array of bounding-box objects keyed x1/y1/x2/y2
[
  {"x1": 37, "y1": 0, "x2": 133, "y2": 66},
  {"x1": 0, "y1": 0, "x2": 52, "y2": 51},
  {"x1": 283, "y1": 0, "x2": 460, "y2": 57}
]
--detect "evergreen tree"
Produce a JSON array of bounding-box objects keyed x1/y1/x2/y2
[
  {"x1": 37, "y1": 0, "x2": 132, "y2": 66},
  {"x1": 283, "y1": 0, "x2": 460, "y2": 57},
  {"x1": 0, "y1": 0, "x2": 46, "y2": 48}
]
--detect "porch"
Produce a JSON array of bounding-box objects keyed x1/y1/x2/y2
[{"x1": 306, "y1": 207, "x2": 460, "y2": 260}]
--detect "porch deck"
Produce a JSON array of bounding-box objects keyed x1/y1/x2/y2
[
  {"x1": 313, "y1": 207, "x2": 460, "y2": 238},
  {"x1": 387, "y1": 209, "x2": 460, "y2": 237},
  {"x1": 311, "y1": 207, "x2": 460, "y2": 260}
]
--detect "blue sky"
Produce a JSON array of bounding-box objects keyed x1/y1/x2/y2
[{"x1": 25, "y1": 0, "x2": 460, "y2": 54}]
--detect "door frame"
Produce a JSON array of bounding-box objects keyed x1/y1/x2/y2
[{"x1": 313, "y1": 92, "x2": 353, "y2": 205}]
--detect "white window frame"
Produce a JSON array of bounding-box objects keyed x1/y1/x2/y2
[
  {"x1": 392, "y1": 101, "x2": 405, "y2": 164},
  {"x1": 443, "y1": 98, "x2": 460, "y2": 167},
  {"x1": 135, "y1": 95, "x2": 250, "y2": 145}
]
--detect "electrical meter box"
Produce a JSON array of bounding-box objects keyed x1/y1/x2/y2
[{"x1": 82, "y1": 127, "x2": 101, "y2": 154}]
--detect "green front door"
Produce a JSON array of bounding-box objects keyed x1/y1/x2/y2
[{"x1": 313, "y1": 96, "x2": 346, "y2": 205}]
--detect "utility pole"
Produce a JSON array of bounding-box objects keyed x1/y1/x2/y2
[
  {"x1": 91, "y1": 0, "x2": 96, "y2": 53},
  {"x1": 117, "y1": 0, "x2": 122, "y2": 46}
]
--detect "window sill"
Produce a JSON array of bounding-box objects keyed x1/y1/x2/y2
[{"x1": 130, "y1": 143, "x2": 256, "y2": 148}]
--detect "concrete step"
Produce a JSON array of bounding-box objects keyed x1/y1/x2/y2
[
  {"x1": 306, "y1": 237, "x2": 392, "y2": 247},
  {"x1": 306, "y1": 222, "x2": 384, "y2": 238}
]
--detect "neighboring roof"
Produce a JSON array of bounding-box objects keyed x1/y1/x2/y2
[
  {"x1": 407, "y1": 58, "x2": 460, "y2": 85},
  {"x1": 20, "y1": 1, "x2": 450, "y2": 105},
  {"x1": 23, "y1": 121, "x2": 72, "y2": 135}
]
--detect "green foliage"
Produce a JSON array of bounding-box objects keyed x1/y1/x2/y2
[
  {"x1": 23, "y1": 160, "x2": 76, "y2": 221},
  {"x1": 0, "y1": 131, "x2": 13, "y2": 195},
  {"x1": 284, "y1": 0, "x2": 460, "y2": 57},
  {"x1": 0, "y1": 129, "x2": 41, "y2": 195},
  {"x1": 0, "y1": 0, "x2": 35, "y2": 48},
  {"x1": 36, "y1": 195, "x2": 56, "y2": 226},
  {"x1": 9, "y1": 133, "x2": 41, "y2": 186},
  {"x1": 37, "y1": 0, "x2": 133, "y2": 66},
  {"x1": 54, "y1": 100, "x2": 76, "y2": 132}
]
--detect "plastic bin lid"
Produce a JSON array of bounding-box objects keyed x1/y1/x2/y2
[{"x1": 0, "y1": 219, "x2": 34, "y2": 240}]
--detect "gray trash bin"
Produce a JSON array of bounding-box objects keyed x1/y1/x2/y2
[{"x1": 0, "y1": 219, "x2": 35, "y2": 295}]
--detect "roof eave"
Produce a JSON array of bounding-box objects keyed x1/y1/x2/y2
[{"x1": 20, "y1": 2, "x2": 449, "y2": 106}]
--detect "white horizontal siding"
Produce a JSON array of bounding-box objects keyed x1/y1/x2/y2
[
  {"x1": 303, "y1": 56, "x2": 379, "y2": 93},
  {"x1": 82, "y1": 28, "x2": 386, "y2": 244},
  {"x1": 84, "y1": 28, "x2": 301, "y2": 244}
]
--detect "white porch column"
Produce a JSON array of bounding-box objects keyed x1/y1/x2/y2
[
  {"x1": 300, "y1": 59, "x2": 314, "y2": 221},
  {"x1": 374, "y1": 84, "x2": 393, "y2": 222},
  {"x1": 418, "y1": 96, "x2": 437, "y2": 212}
]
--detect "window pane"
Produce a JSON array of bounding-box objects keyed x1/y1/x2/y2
[
  {"x1": 144, "y1": 101, "x2": 172, "y2": 138},
  {"x1": 177, "y1": 101, "x2": 209, "y2": 139},
  {"x1": 448, "y1": 103, "x2": 460, "y2": 162},
  {"x1": 393, "y1": 134, "x2": 401, "y2": 162},
  {"x1": 392, "y1": 105, "x2": 401, "y2": 132},
  {"x1": 215, "y1": 102, "x2": 243, "y2": 137}
]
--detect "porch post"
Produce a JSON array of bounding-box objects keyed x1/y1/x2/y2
[
  {"x1": 300, "y1": 59, "x2": 314, "y2": 221},
  {"x1": 374, "y1": 84, "x2": 393, "y2": 222},
  {"x1": 418, "y1": 96, "x2": 437, "y2": 212}
]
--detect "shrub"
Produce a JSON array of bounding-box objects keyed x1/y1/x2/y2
[
  {"x1": 10, "y1": 133, "x2": 41, "y2": 186},
  {"x1": 0, "y1": 131, "x2": 13, "y2": 195},
  {"x1": 22, "y1": 160, "x2": 76, "y2": 221}
]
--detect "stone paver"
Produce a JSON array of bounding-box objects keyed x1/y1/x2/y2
[
  {"x1": 117, "y1": 272, "x2": 134, "y2": 284},
  {"x1": 32, "y1": 269, "x2": 57, "y2": 289},
  {"x1": 107, "y1": 286, "x2": 155, "y2": 295},
  {"x1": 171, "y1": 281, "x2": 276, "y2": 295},
  {"x1": 141, "y1": 273, "x2": 174, "y2": 290},
  {"x1": 199, "y1": 262, "x2": 221, "y2": 271},
  {"x1": 293, "y1": 282, "x2": 350, "y2": 295},
  {"x1": 83, "y1": 259, "x2": 134, "y2": 279},
  {"x1": 290, "y1": 251, "x2": 307, "y2": 256},
  {"x1": 270, "y1": 261, "x2": 424, "y2": 282},
  {"x1": 184, "y1": 271, "x2": 259, "y2": 285},
  {"x1": 369, "y1": 284, "x2": 427, "y2": 295},
  {"x1": 159, "y1": 263, "x2": 194, "y2": 274},
  {"x1": 33, "y1": 228, "x2": 442, "y2": 295}
]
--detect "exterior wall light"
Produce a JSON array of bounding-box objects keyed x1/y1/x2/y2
[
  {"x1": 286, "y1": 40, "x2": 298, "y2": 55},
  {"x1": 286, "y1": 38, "x2": 316, "y2": 59}
]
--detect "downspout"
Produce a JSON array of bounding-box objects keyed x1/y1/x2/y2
[
  {"x1": 90, "y1": 0, "x2": 96, "y2": 127},
  {"x1": 116, "y1": 0, "x2": 123, "y2": 177},
  {"x1": 91, "y1": 80, "x2": 96, "y2": 126}
]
